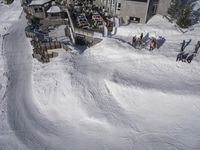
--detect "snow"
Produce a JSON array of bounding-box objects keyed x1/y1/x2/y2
[
  {"x1": 0, "y1": 0, "x2": 21, "y2": 129},
  {"x1": 49, "y1": 25, "x2": 69, "y2": 42},
  {"x1": 1, "y1": 0, "x2": 200, "y2": 150},
  {"x1": 29, "y1": 0, "x2": 52, "y2": 6},
  {"x1": 193, "y1": 0, "x2": 200, "y2": 11},
  {"x1": 47, "y1": 5, "x2": 61, "y2": 13}
]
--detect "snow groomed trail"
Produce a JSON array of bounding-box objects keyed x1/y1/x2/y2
[{"x1": 1, "y1": 1, "x2": 200, "y2": 150}]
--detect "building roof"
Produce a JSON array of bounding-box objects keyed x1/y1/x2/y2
[
  {"x1": 47, "y1": 5, "x2": 62, "y2": 13},
  {"x1": 29, "y1": 0, "x2": 52, "y2": 6}
]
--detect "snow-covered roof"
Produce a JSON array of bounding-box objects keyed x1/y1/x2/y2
[
  {"x1": 47, "y1": 5, "x2": 61, "y2": 13},
  {"x1": 29, "y1": 0, "x2": 52, "y2": 6}
]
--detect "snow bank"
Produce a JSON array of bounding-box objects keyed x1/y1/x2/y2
[{"x1": 0, "y1": 0, "x2": 25, "y2": 149}]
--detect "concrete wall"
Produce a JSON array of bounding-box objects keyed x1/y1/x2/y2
[
  {"x1": 40, "y1": 18, "x2": 67, "y2": 27},
  {"x1": 157, "y1": 0, "x2": 171, "y2": 16},
  {"x1": 93, "y1": 0, "x2": 171, "y2": 24},
  {"x1": 120, "y1": 0, "x2": 148, "y2": 23}
]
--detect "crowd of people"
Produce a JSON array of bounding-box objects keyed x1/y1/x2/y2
[
  {"x1": 131, "y1": 33, "x2": 157, "y2": 50},
  {"x1": 130, "y1": 33, "x2": 199, "y2": 64},
  {"x1": 176, "y1": 40, "x2": 200, "y2": 63}
]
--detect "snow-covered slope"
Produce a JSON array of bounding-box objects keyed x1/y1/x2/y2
[
  {"x1": 32, "y1": 37, "x2": 200, "y2": 150},
  {"x1": 1, "y1": 1, "x2": 200, "y2": 150}
]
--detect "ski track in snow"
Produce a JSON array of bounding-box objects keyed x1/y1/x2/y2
[{"x1": 1, "y1": 1, "x2": 200, "y2": 150}]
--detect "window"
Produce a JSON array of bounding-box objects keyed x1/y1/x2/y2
[
  {"x1": 39, "y1": 8, "x2": 43, "y2": 12},
  {"x1": 34, "y1": 7, "x2": 43, "y2": 13},
  {"x1": 117, "y1": 3, "x2": 121, "y2": 10},
  {"x1": 152, "y1": 5, "x2": 156, "y2": 14},
  {"x1": 112, "y1": 0, "x2": 115, "y2": 8},
  {"x1": 130, "y1": 16, "x2": 140, "y2": 23}
]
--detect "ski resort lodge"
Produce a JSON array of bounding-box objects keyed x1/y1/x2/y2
[{"x1": 23, "y1": 0, "x2": 172, "y2": 62}]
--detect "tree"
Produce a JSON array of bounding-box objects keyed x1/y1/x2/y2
[
  {"x1": 3, "y1": 0, "x2": 14, "y2": 4},
  {"x1": 176, "y1": 3, "x2": 193, "y2": 28},
  {"x1": 168, "y1": 0, "x2": 193, "y2": 28},
  {"x1": 168, "y1": 0, "x2": 182, "y2": 20}
]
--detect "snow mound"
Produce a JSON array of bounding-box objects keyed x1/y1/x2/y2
[
  {"x1": 116, "y1": 15, "x2": 180, "y2": 40},
  {"x1": 47, "y1": 5, "x2": 61, "y2": 13},
  {"x1": 147, "y1": 15, "x2": 174, "y2": 28}
]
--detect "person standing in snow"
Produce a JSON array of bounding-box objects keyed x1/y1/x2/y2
[
  {"x1": 132, "y1": 36, "x2": 137, "y2": 47},
  {"x1": 103, "y1": 22, "x2": 108, "y2": 37},
  {"x1": 140, "y1": 33, "x2": 143, "y2": 40},
  {"x1": 113, "y1": 17, "x2": 119, "y2": 35},
  {"x1": 137, "y1": 33, "x2": 144, "y2": 48},
  {"x1": 149, "y1": 38, "x2": 157, "y2": 51},
  {"x1": 194, "y1": 41, "x2": 200, "y2": 53}
]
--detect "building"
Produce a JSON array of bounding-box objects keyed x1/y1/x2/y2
[
  {"x1": 24, "y1": 0, "x2": 68, "y2": 28},
  {"x1": 93, "y1": 0, "x2": 171, "y2": 23},
  {"x1": 40, "y1": 2, "x2": 68, "y2": 26},
  {"x1": 26, "y1": 0, "x2": 52, "y2": 19}
]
